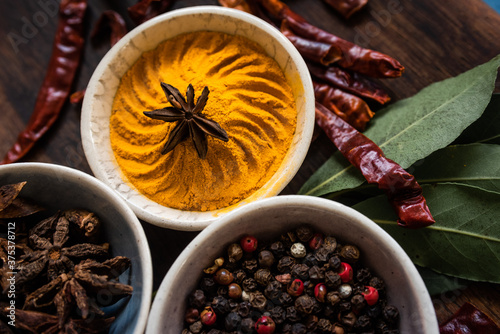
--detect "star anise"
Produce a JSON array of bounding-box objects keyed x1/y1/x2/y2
[
  {"x1": 144, "y1": 82, "x2": 229, "y2": 159},
  {"x1": 16, "y1": 211, "x2": 108, "y2": 288},
  {"x1": 1, "y1": 307, "x2": 114, "y2": 334},
  {"x1": 23, "y1": 256, "x2": 132, "y2": 329}
]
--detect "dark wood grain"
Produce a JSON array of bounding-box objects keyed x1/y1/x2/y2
[{"x1": 1, "y1": 0, "x2": 499, "y2": 328}]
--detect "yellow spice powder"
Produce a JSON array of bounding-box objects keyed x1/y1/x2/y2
[{"x1": 110, "y1": 31, "x2": 297, "y2": 211}]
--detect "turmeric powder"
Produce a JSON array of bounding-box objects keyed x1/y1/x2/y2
[{"x1": 110, "y1": 31, "x2": 297, "y2": 211}]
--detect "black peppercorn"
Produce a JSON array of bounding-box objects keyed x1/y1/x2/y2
[
  {"x1": 277, "y1": 256, "x2": 297, "y2": 273},
  {"x1": 369, "y1": 276, "x2": 386, "y2": 296},
  {"x1": 280, "y1": 232, "x2": 295, "y2": 248},
  {"x1": 207, "y1": 330, "x2": 222, "y2": 334},
  {"x1": 224, "y1": 312, "x2": 242, "y2": 331},
  {"x1": 354, "y1": 314, "x2": 372, "y2": 331},
  {"x1": 242, "y1": 278, "x2": 258, "y2": 292},
  {"x1": 269, "y1": 240, "x2": 286, "y2": 257},
  {"x1": 340, "y1": 245, "x2": 360, "y2": 263},
  {"x1": 351, "y1": 294, "x2": 366, "y2": 313},
  {"x1": 366, "y1": 304, "x2": 382, "y2": 319},
  {"x1": 323, "y1": 305, "x2": 336, "y2": 318},
  {"x1": 383, "y1": 305, "x2": 400, "y2": 326},
  {"x1": 317, "y1": 318, "x2": 333, "y2": 332},
  {"x1": 302, "y1": 252, "x2": 319, "y2": 267},
  {"x1": 305, "y1": 315, "x2": 319, "y2": 331},
  {"x1": 188, "y1": 290, "x2": 206, "y2": 309},
  {"x1": 258, "y1": 250, "x2": 275, "y2": 268},
  {"x1": 264, "y1": 280, "x2": 282, "y2": 301},
  {"x1": 295, "y1": 295, "x2": 317, "y2": 315},
  {"x1": 324, "y1": 271, "x2": 342, "y2": 289},
  {"x1": 240, "y1": 317, "x2": 254, "y2": 333},
  {"x1": 228, "y1": 243, "x2": 243, "y2": 261},
  {"x1": 207, "y1": 329, "x2": 222, "y2": 334},
  {"x1": 340, "y1": 311, "x2": 357, "y2": 330},
  {"x1": 249, "y1": 291, "x2": 267, "y2": 311},
  {"x1": 356, "y1": 267, "x2": 372, "y2": 284},
  {"x1": 291, "y1": 264, "x2": 309, "y2": 281},
  {"x1": 212, "y1": 295, "x2": 231, "y2": 315},
  {"x1": 308, "y1": 265, "x2": 325, "y2": 282},
  {"x1": 286, "y1": 306, "x2": 302, "y2": 322},
  {"x1": 233, "y1": 269, "x2": 247, "y2": 284},
  {"x1": 237, "y1": 301, "x2": 252, "y2": 317},
  {"x1": 189, "y1": 320, "x2": 203, "y2": 334},
  {"x1": 270, "y1": 306, "x2": 287, "y2": 324},
  {"x1": 242, "y1": 259, "x2": 258, "y2": 273},
  {"x1": 328, "y1": 256, "x2": 341, "y2": 271},
  {"x1": 282, "y1": 323, "x2": 293, "y2": 334},
  {"x1": 313, "y1": 247, "x2": 330, "y2": 263},
  {"x1": 217, "y1": 285, "x2": 228, "y2": 297},
  {"x1": 291, "y1": 322, "x2": 307, "y2": 334},
  {"x1": 200, "y1": 277, "x2": 217, "y2": 295},
  {"x1": 326, "y1": 291, "x2": 341, "y2": 306},
  {"x1": 338, "y1": 301, "x2": 352, "y2": 314},
  {"x1": 295, "y1": 225, "x2": 314, "y2": 242},
  {"x1": 279, "y1": 292, "x2": 294, "y2": 306},
  {"x1": 254, "y1": 268, "x2": 272, "y2": 286},
  {"x1": 323, "y1": 236, "x2": 337, "y2": 252}
]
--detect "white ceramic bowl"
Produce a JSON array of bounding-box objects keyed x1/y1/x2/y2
[
  {"x1": 81, "y1": 6, "x2": 315, "y2": 231},
  {"x1": 147, "y1": 195, "x2": 439, "y2": 334},
  {"x1": 0, "y1": 163, "x2": 153, "y2": 334}
]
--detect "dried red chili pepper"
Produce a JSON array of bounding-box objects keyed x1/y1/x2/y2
[
  {"x1": 128, "y1": 0, "x2": 174, "y2": 26},
  {"x1": 315, "y1": 102, "x2": 435, "y2": 228},
  {"x1": 0, "y1": 0, "x2": 87, "y2": 165},
  {"x1": 314, "y1": 81, "x2": 374, "y2": 131},
  {"x1": 281, "y1": 20, "x2": 342, "y2": 66},
  {"x1": 91, "y1": 10, "x2": 127, "y2": 47},
  {"x1": 308, "y1": 62, "x2": 390, "y2": 104},
  {"x1": 322, "y1": 0, "x2": 368, "y2": 19},
  {"x1": 439, "y1": 302, "x2": 500, "y2": 334},
  {"x1": 218, "y1": 0, "x2": 253, "y2": 13},
  {"x1": 257, "y1": 0, "x2": 404, "y2": 78}
]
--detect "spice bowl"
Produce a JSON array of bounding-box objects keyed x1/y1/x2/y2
[
  {"x1": 81, "y1": 6, "x2": 315, "y2": 231},
  {"x1": 146, "y1": 195, "x2": 439, "y2": 333},
  {"x1": 0, "y1": 162, "x2": 153, "y2": 334}
]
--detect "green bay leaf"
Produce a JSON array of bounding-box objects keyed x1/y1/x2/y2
[
  {"x1": 352, "y1": 183, "x2": 500, "y2": 283},
  {"x1": 454, "y1": 94, "x2": 500, "y2": 144},
  {"x1": 411, "y1": 143, "x2": 500, "y2": 193},
  {"x1": 300, "y1": 55, "x2": 500, "y2": 197},
  {"x1": 416, "y1": 266, "x2": 469, "y2": 296}
]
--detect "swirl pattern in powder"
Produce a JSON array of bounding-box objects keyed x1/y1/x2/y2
[{"x1": 110, "y1": 31, "x2": 297, "y2": 211}]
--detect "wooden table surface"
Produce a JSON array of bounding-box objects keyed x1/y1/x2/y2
[{"x1": 1, "y1": 0, "x2": 500, "y2": 329}]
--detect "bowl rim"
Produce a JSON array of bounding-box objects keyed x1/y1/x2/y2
[
  {"x1": 146, "y1": 195, "x2": 439, "y2": 333},
  {"x1": 0, "y1": 162, "x2": 153, "y2": 334},
  {"x1": 81, "y1": 6, "x2": 315, "y2": 231}
]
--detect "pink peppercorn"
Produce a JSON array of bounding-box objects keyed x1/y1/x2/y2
[
  {"x1": 240, "y1": 235, "x2": 258, "y2": 253},
  {"x1": 362, "y1": 286, "x2": 379, "y2": 306},
  {"x1": 200, "y1": 306, "x2": 216, "y2": 326},
  {"x1": 287, "y1": 278, "x2": 304, "y2": 297},
  {"x1": 339, "y1": 262, "x2": 353, "y2": 283},
  {"x1": 255, "y1": 315, "x2": 276, "y2": 334}
]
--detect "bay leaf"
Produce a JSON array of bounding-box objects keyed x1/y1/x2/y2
[
  {"x1": 300, "y1": 55, "x2": 500, "y2": 197},
  {"x1": 411, "y1": 143, "x2": 500, "y2": 193},
  {"x1": 454, "y1": 94, "x2": 500, "y2": 144},
  {"x1": 352, "y1": 183, "x2": 500, "y2": 283},
  {"x1": 416, "y1": 266, "x2": 469, "y2": 296}
]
